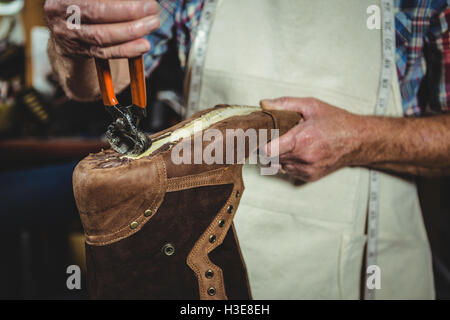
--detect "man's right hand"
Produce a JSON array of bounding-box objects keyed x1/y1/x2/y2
[{"x1": 45, "y1": 0, "x2": 160, "y2": 59}]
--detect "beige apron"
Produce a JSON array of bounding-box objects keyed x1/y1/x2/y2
[{"x1": 186, "y1": 0, "x2": 434, "y2": 299}]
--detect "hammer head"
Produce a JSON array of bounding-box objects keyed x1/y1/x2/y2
[{"x1": 105, "y1": 105, "x2": 152, "y2": 157}]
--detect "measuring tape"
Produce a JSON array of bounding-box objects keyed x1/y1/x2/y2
[
  {"x1": 364, "y1": 0, "x2": 395, "y2": 300},
  {"x1": 185, "y1": 0, "x2": 219, "y2": 118},
  {"x1": 187, "y1": 0, "x2": 396, "y2": 300}
]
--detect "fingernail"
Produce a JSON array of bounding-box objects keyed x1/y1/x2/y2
[
  {"x1": 145, "y1": 17, "x2": 159, "y2": 29},
  {"x1": 260, "y1": 99, "x2": 274, "y2": 105},
  {"x1": 136, "y1": 41, "x2": 150, "y2": 53},
  {"x1": 143, "y1": 0, "x2": 155, "y2": 14},
  {"x1": 261, "y1": 99, "x2": 278, "y2": 110}
]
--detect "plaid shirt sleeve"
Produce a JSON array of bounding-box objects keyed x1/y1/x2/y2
[
  {"x1": 422, "y1": 1, "x2": 450, "y2": 114},
  {"x1": 143, "y1": 0, "x2": 203, "y2": 77},
  {"x1": 395, "y1": 0, "x2": 450, "y2": 116}
]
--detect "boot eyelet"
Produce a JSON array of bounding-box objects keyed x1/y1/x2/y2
[
  {"x1": 207, "y1": 287, "x2": 216, "y2": 296},
  {"x1": 162, "y1": 243, "x2": 175, "y2": 256},
  {"x1": 205, "y1": 269, "x2": 214, "y2": 279}
]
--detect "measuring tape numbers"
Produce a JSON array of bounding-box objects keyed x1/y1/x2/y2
[
  {"x1": 364, "y1": 0, "x2": 395, "y2": 300},
  {"x1": 185, "y1": 0, "x2": 219, "y2": 118}
]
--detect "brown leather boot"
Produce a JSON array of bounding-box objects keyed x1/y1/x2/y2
[{"x1": 73, "y1": 105, "x2": 301, "y2": 300}]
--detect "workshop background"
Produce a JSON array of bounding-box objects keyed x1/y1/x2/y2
[{"x1": 0, "y1": 0, "x2": 448, "y2": 299}]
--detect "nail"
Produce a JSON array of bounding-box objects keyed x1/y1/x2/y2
[
  {"x1": 144, "y1": 16, "x2": 159, "y2": 30},
  {"x1": 261, "y1": 99, "x2": 277, "y2": 110},
  {"x1": 136, "y1": 41, "x2": 150, "y2": 53},
  {"x1": 143, "y1": 0, "x2": 155, "y2": 14},
  {"x1": 260, "y1": 99, "x2": 274, "y2": 105}
]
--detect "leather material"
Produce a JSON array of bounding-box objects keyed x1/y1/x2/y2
[
  {"x1": 73, "y1": 105, "x2": 301, "y2": 299},
  {"x1": 74, "y1": 154, "x2": 167, "y2": 245},
  {"x1": 85, "y1": 184, "x2": 236, "y2": 299},
  {"x1": 186, "y1": 165, "x2": 244, "y2": 300}
]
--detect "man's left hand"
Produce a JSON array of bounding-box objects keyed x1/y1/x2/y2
[{"x1": 261, "y1": 97, "x2": 366, "y2": 182}]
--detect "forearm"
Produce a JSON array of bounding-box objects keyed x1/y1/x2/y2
[
  {"x1": 358, "y1": 114, "x2": 450, "y2": 177},
  {"x1": 48, "y1": 37, "x2": 131, "y2": 102}
]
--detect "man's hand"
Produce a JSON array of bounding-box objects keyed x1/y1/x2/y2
[
  {"x1": 262, "y1": 97, "x2": 450, "y2": 180},
  {"x1": 262, "y1": 97, "x2": 366, "y2": 182},
  {"x1": 45, "y1": 0, "x2": 160, "y2": 59}
]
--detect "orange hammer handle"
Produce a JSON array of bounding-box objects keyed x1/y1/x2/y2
[
  {"x1": 94, "y1": 58, "x2": 118, "y2": 107},
  {"x1": 128, "y1": 56, "x2": 147, "y2": 109}
]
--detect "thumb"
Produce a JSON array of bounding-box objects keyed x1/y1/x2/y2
[
  {"x1": 263, "y1": 125, "x2": 298, "y2": 157},
  {"x1": 261, "y1": 97, "x2": 316, "y2": 119},
  {"x1": 260, "y1": 97, "x2": 303, "y2": 111}
]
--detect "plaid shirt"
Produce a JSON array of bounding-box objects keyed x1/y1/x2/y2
[{"x1": 144, "y1": 0, "x2": 450, "y2": 116}]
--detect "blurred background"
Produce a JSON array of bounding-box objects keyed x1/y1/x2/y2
[
  {"x1": 0, "y1": 0, "x2": 184, "y2": 299},
  {"x1": 0, "y1": 0, "x2": 448, "y2": 299}
]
